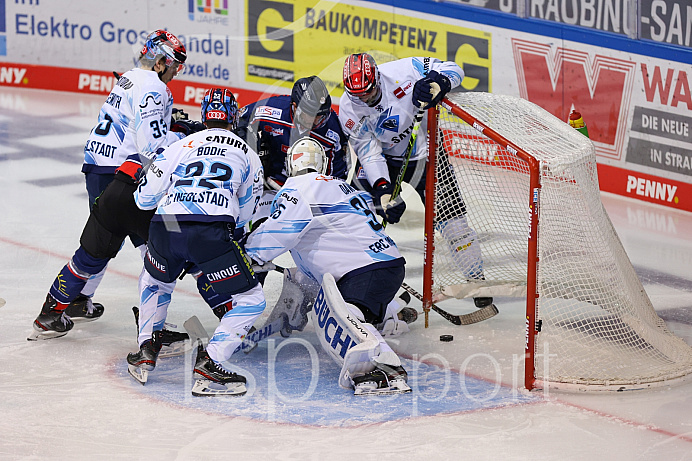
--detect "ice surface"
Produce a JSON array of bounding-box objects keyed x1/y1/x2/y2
[{"x1": 0, "y1": 87, "x2": 691, "y2": 460}]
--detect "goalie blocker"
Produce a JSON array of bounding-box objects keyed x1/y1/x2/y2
[{"x1": 310, "y1": 273, "x2": 411, "y2": 395}]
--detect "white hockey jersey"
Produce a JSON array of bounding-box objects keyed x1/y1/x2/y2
[
  {"x1": 245, "y1": 173, "x2": 405, "y2": 285},
  {"x1": 82, "y1": 68, "x2": 183, "y2": 174},
  {"x1": 135, "y1": 128, "x2": 264, "y2": 229},
  {"x1": 338, "y1": 57, "x2": 463, "y2": 186}
]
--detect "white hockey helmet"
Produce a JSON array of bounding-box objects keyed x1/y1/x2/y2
[{"x1": 285, "y1": 137, "x2": 327, "y2": 177}]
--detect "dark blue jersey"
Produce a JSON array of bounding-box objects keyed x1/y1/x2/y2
[{"x1": 236, "y1": 95, "x2": 348, "y2": 187}]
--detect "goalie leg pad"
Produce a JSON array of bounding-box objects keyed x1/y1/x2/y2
[
  {"x1": 435, "y1": 216, "x2": 483, "y2": 279},
  {"x1": 311, "y1": 273, "x2": 403, "y2": 390}
]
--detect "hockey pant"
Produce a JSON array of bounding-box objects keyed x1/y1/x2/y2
[
  {"x1": 311, "y1": 273, "x2": 402, "y2": 389},
  {"x1": 78, "y1": 172, "x2": 152, "y2": 299}
]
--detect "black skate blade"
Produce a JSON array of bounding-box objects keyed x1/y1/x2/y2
[
  {"x1": 191, "y1": 379, "x2": 246, "y2": 397},
  {"x1": 354, "y1": 381, "x2": 412, "y2": 396},
  {"x1": 127, "y1": 364, "x2": 148, "y2": 385},
  {"x1": 26, "y1": 328, "x2": 68, "y2": 341}
]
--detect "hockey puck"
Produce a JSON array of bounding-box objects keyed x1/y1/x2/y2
[{"x1": 440, "y1": 334, "x2": 453, "y2": 342}]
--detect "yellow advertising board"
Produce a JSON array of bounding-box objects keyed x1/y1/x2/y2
[{"x1": 246, "y1": 0, "x2": 492, "y2": 95}]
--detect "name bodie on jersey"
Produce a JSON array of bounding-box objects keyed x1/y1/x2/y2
[
  {"x1": 245, "y1": 173, "x2": 405, "y2": 285},
  {"x1": 135, "y1": 128, "x2": 264, "y2": 229},
  {"x1": 83, "y1": 68, "x2": 184, "y2": 175},
  {"x1": 338, "y1": 57, "x2": 463, "y2": 186},
  {"x1": 236, "y1": 95, "x2": 348, "y2": 184}
]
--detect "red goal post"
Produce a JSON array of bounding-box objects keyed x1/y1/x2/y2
[{"x1": 423, "y1": 92, "x2": 692, "y2": 392}]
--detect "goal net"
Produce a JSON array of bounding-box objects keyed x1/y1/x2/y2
[{"x1": 425, "y1": 92, "x2": 692, "y2": 391}]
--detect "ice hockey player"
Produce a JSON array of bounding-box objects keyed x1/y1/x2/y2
[
  {"x1": 339, "y1": 53, "x2": 496, "y2": 314},
  {"x1": 127, "y1": 88, "x2": 265, "y2": 396},
  {"x1": 236, "y1": 75, "x2": 350, "y2": 287},
  {"x1": 27, "y1": 122, "x2": 230, "y2": 346},
  {"x1": 245, "y1": 137, "x2": 416, "y2": 395},
  {"x1": 236, "y1": 75, "x2": 348, "y2": 191},
  {"x1": 73, "y1": 29, "x2": 189, "y2": 321}
]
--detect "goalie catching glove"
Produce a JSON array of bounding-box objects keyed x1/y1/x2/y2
[
  {"x1": 371, "y1": 178, "x2": 406, "y2": 225},
  {"x1": 412, "y1": 70, "x2": 451, "y2": 109}
]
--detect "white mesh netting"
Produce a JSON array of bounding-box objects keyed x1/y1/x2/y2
[{"x1": 432, "y1": 92, "x2": 692, "y2": 390}]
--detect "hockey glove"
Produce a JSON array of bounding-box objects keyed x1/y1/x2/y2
[
  {"x1": 171, "y1": 119, "x2": 206, "y2": 136},
  {"x1": 171, "y1": 108, "x2": 189, "y2": 122},
  {"x1": 265, "y1": 174, "x2": 287, "y2": 191},
  {"x1": 412, "y1": 70, "x2": 452, "y2": 109},
  {"x1": 372, "y1": 178, "x2": 406, "y2": 225}
]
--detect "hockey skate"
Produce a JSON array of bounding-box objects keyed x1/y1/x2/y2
[
  {"x1": 126, "y1": 331, "x2": 163, "y2": 385},
  {"x1": 27, "y1": 295, "x2": 74, "y2": 341},
  {"x1": 191, "y1": 344, "x2": 247, "y2": 396},
  {"x1": 352, "y1": 364, "x2": 412, "y2": 396},
  {"x1": 132, "y1": 307, "x2": 190, "y2": 358},
  {"x1": 64, "y1": 294, "x2": 104, "y2": 323}
]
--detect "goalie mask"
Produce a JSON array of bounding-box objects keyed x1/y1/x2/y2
[
  {"x1": 285, "y1": 137, "x2": 327, "y2": 177},
  {"x1": 343, "y1": 53, "x2": 381, "y2": 107},
  {"x1": 201, "y1": 88, "x2": 239, "y2": 130},
  {"x1": 139, "y1": 29, "x2": 186, "y2": 78},
  {"x1": 290, "y1": 76, "x2": 332, "y2": 131}
]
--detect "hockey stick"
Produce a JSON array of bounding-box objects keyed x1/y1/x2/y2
[
  {"x1": 400, "y1": 282, "x2": 498, "y2": 326},
  {"x1": 383, "y1": 107, "x2": 425, "y2": 230}
]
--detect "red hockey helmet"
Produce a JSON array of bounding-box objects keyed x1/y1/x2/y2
[
  {"x1": 140, "y1": 29, "x2": 187, "y2": 74},
  {"x1": 343, "y1": 53, "x2": 381, "y2": 106}
]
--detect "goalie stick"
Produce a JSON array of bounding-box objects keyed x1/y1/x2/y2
[{"x1": 400, "y1": 282, "x2": 498, "y2": 326}]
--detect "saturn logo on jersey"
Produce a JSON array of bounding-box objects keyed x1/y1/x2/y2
[{"x1": 207, "y1": 265, "x2": 241, "y2": 283}]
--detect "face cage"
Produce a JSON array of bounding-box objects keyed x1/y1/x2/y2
[
  {"x1": 287, "y1": 150, "x2": 326, "y2": 176},
  {"x1": 293, "y1": 105, "x2": 329, "y2": 131},
  {"x1": 162, "y1": 55, "x2": 185, "y2": 74}
]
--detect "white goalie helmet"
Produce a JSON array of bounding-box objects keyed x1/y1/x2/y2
[{"x1": 285, "y1": 137, "x2": 327, "y2": 177}]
